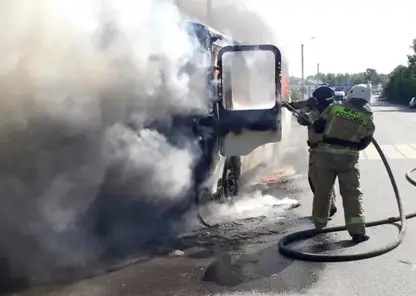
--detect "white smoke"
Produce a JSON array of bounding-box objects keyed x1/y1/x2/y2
[
  {"x1": 192, "y1": 0, "x2": 295, "y2": 168},
  {"x1": 176, "y1": 0, "x2": 289, "y2": 51},
  {"x1": 0, "y1": 0, "x2": 296, "y2": 289},
  {"x1": 0, "y1": 0, "x2": 209, "y2": 284},
  {"x1": 175, "y1": 0, "x2": 299, "y2": 224}
]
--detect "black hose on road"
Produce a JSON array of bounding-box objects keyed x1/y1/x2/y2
[
  {"x1": 195, "y1": 102, "x2": 416, "y2": 261},
  {"x1": 278, "y1": 138, "x2": 416, "y2": 262}
]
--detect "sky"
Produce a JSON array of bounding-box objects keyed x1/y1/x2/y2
[{"x1": 246, "y1": 0, "x2": 416, "y2": 77}]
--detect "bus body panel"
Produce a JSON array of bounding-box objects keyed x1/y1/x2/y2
[{"x1": 186, "y1": 22, "x2": 291, "y2": 197}]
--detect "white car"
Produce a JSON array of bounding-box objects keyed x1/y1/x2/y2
[
  {"x1": 409, "y1": 97, "x2": 416, "y2": 108},
  {"x1": 334, "y1": 91, "x2": 345, "y2": 101}
]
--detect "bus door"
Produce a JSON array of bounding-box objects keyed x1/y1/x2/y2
[{"x1": 216, "y1": 44, "x2": 283, "y2": 156}]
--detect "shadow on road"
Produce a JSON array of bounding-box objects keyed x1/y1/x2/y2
[
  {"x1": 0, "y1": 258, "x2": 30, "y2": 295},
  {"x1": 0, "y1": 189, "x2": 194, "y2": 294},
  {"x1": 203, "y1": 247, "x2": 293, "y2": 286},
  {"x1": 202, "y1": 241, "x2": 325, "y2": 293},
  {"x1": 192, "y1": 174, "x2": 326, "y2": 293},
  {"x1": 0, "y1": 174, "x2": 308, "y2": 295}
]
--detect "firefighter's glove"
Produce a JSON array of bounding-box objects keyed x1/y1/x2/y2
[{"x1": 297, "y1": 111, "x2": 311, "y2": 126}]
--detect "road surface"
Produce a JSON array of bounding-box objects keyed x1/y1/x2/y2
[{"x1": 4, "y1": 98, "x2": 416, "y2": 296}]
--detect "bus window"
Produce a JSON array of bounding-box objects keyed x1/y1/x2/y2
[{"x1": 222, "y1": 50, "x2": 276, "y2": 110}]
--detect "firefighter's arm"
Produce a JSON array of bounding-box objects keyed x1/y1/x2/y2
[
  {"x1": 357, "y1": 115, "x2": 375, "y2": 150},
  {"x1": 287, "y1": 97, "x2": 317, "y2": 110},
  {"x1": 297, "y1": 108, "x2": 321, "y2": 126},
  {"x1": 292, "y1": 97, "x2": 318, "y2": 126},
  {"x1": 287, "y1": 100, "x2": 307, "y2": 110}
]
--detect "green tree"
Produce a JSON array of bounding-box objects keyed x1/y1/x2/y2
[
  {"x1": 383, "y1": 38, "x2": 416, "y2": 104},
  {"x1": 384, "y1": 65, "x2": 416, "y2": 104},
  {"x1": 379, "y1": 74, "x2": 389, "y2": 86},
  {"x1": 317, "y1": 70, "x2": 387, "y2": 87},
  {"x1": 290, "y1": 85, "x2": 302, "y2": 101},
  {"x1": 365, "y1": 68, "x2": 377, "y2": 83}
]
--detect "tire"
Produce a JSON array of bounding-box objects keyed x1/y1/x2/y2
[{"x1": 220, "y1": 157, "x2": 241, "y2": 203}]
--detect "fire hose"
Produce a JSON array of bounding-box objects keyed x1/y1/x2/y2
[
  {"x1": 277, "y1": 101, "x2": 416, "y2": 262},
  {"x1": 195, "y1": 101, "x2": 416, "y2": 261}
]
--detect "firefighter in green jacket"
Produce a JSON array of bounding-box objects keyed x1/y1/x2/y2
[
  {"x1": 296, "y1": 86, "x2": 338, "y2": 217},
  {"x1": 310, "y1": 84, "x2": 375, "y2": 243}
]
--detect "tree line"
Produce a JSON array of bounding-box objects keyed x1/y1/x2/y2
[
  {"x1": 314, "y1": 69, "x2": 389, "y2": 87},
  {"x1": 290, "y1": 40, "x2": 416, "y2": 104},
  {"x1": 383, "y1": 38, "x2": 416, "y2": 104},
  {"x1": 289, "y1": 68, "x2": 388, "y2": 101},
  {"x1": 299, "y1": 38, "x2": 416, "y2": 105}
]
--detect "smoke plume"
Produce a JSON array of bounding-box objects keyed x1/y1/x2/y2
[
  {"x1": 0, "y1": 0, "x2": 294, "y2": 289},
  {"x1": 0, "y1": 0, "x2": 209, "y2": 285}
]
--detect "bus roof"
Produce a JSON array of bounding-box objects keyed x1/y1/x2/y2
[{"x1": 185, "y1": 21, "x2": 242, "y2": 48}]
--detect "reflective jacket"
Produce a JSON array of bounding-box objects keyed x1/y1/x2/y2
[{"x1": 313, "y1": 98, "x2": 375, "y2": 155}]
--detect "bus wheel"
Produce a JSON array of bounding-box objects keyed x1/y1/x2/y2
[{"x1": 221, "y1": 157, "x2": 240, "y2": 204}]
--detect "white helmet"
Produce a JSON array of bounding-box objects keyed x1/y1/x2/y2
[{"x1": 346, "y1": 84, "x2": 372, "y2": 102}]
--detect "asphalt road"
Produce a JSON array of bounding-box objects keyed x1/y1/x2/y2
[{"x1": 5, "y1": 98, "x2": 416, "y2": 296}]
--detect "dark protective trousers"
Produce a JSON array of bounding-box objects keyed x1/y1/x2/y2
[
  {"x1": 312, "y1": 151, "x2": 366, "y2": 236},
  {"x1": 308, "y1": 150, "x2": 336, "y2": 211}
]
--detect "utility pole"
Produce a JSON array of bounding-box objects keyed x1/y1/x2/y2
[
  {"x1": 301, "y1": 43, "x2": 304, "y2": 99},
  {"x1": 317, "y1": 63, "x2": 320, "y2": 83},
  {"x1": 207, "y1": 0, "x2": 212, "y2": 23},
  {"x1": 300, "y1": 37, "x2": 315, "y2": 99}
]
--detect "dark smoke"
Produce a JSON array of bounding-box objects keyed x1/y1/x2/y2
[{"x1": 0, "y1": 0, "x2": 207, "y2": 287}]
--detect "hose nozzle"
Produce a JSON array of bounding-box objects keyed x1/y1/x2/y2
[{"x1": 282, "y1": 101, "x2": 313, "y2": 126}]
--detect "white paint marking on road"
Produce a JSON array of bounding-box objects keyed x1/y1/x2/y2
[
  {"x1": 395, "y1": 144, "x2": 416, "y2": 159},
  {"x1": 380, "y1": 144, "x2": 404, "y2": 159},
  {"x1": 363, "y1": 143, "x2": 381, "y2": 159}
]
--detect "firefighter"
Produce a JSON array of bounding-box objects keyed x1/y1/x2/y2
[
  {"x1": 296, "y1": 86, "x2": 338, "y2": 217},
  {"x1": 311, "y1": 84, "x2": 374, "y2": 243}
]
